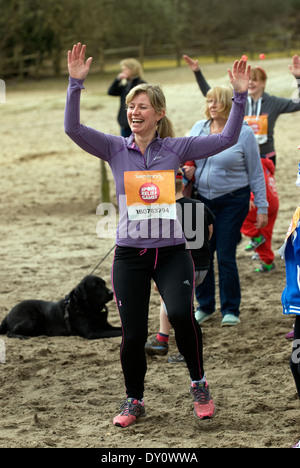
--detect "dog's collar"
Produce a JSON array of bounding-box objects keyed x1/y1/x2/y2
[{"x1": 63, "y1": 295, "x2": 72, "y2": 335}]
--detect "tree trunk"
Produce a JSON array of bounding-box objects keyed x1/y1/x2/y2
[{"x1": 100, "y1": 160, "x2": 110, "y2": 203}]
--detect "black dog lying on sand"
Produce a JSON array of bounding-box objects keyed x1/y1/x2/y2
[{"x1": 0, "y1": 275, "x2": 122, "y2": 340}]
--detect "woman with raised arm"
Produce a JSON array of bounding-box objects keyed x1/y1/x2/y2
[
  {"x1": 65, "y1": 43, "x2": 250, "y2": 428},
  {"x1": 183, "y1": 54, "x2": 300, "y2": 273},
  {"x1": 183, "y1": 53, "x2": 300, "y2": 167}
]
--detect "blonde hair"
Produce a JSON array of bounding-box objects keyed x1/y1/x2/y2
[
  {"x1": 126, "y1": 83, "x2": 175, "y2": 138},
  {"x1": 120, "y1": 58, "x2": 144, "y2": 79},
  {"x1": 205, "y1": 86, "x2": 233, "y2": 120}
]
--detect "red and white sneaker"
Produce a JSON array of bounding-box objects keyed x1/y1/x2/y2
[
  {"x1": 190, "y1": 381, "x2": 216, "y2": 420},
  {"x1": 113, "y1": 398, "x2": 146, "y2": 428}
]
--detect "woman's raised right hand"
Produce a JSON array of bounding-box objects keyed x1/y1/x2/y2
[{"x1": 68, "y1": 43, "x2": 93, "y2": 80}]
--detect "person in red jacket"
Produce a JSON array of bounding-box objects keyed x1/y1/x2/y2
[{"x1": 241, "y1": 157, "x2": 279, "y2": 272}]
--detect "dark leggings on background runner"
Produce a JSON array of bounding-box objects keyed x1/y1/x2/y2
[
  {"x1": 112, "y1": 244, "x2": 205, "y2": 400},
  {"x1": 291, "y1": 316, "x2": 300, "y2": 399}
]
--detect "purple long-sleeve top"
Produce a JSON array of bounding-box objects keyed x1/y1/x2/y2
[{"x1": 65, "y1": 77, "x2": 247, "y2": 248}]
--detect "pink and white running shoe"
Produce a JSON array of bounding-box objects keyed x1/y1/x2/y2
[
  {"x1": 113, "y1": 398, "x2": 146, "y2": 428},
  {"x1": 190, "y1": 381, "x2": 216, "y2": 420}
]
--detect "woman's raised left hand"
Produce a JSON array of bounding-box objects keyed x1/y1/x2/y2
[{"x1": 68, "y1": 43, "x2": 93, "y2": 80}]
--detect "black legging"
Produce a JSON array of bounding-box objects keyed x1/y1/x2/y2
[
  {"x1": 112, "y1": 244, "x2": 205, "y2": 400},
  {"x1": 291, "y1": 316, "x2": 300, "y2": 398}
]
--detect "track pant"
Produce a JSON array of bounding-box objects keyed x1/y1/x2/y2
[
  {"x1": 241, "y1": 158, "x2": 279, "y2": 265},
  {"x1": 291, "y1": 316, "x2": 300, "y2": 399},
  {"x1": 112, "y1": 244, "x2": 204, "y2": 400},
  {"x1": 195, "y1": 186, "x2": 250, "y2": 317},
  {"x1": 241, "y1": 204, "x2": 279, "y2": 265}
]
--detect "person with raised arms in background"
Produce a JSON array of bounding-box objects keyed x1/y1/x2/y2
[
  {"x1": 183, "y1": 53, "x2": 300, "y2": 166},
  {"x1": 183, "y1": 54, "x2": 300, "y2": 274}
]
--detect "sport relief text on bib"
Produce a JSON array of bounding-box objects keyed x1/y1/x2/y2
[{"x1": 124, "y1": 170, "x2": 176, "y2": 221}]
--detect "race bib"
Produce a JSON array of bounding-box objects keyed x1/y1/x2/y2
[
  {"x1": 124, "y1": 170, "x2": 176, "y2": 221},
  {"x1": 244, "y1": 114, "x2": 268, "y2": 145}
]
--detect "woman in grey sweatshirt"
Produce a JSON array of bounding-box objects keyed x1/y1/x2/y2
[{"x1": 187, "y1": 86, "x2": 268, "y2": 327}]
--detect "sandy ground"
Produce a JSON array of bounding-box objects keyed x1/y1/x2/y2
[{"x1": 1, "y1": 57, "x2": 300, "y2": 448}]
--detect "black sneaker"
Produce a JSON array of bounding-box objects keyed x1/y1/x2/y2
[{"x1": 145, "y1": 335, "x2": 168, "y2": 356}]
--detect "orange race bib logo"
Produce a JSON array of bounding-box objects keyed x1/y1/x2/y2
[
  {"x1": 139, "y1": 182, "x2": 160, "y2": 203},
  {"x1": 124, "y1": 170, "x2": 176, "y2": 220}
]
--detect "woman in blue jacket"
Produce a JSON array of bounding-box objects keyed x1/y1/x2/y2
[{"x1": 280, "y1": 199, "x2": 300, "y2": 448}]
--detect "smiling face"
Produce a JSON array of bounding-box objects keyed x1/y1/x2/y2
[
  {"x1": 127, "y1": 92, "x2": 165, "y2": 138},
  {"x1": 248, "y1": 77, "x2": 265, "y2": 99},
  {"x1": 248, "y1": 67, "x2": 267, "y2": 100}
]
